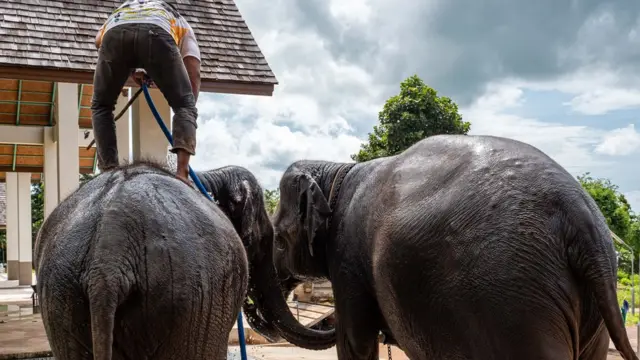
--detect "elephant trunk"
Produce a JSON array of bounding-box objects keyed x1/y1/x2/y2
[
  {"x1": 249, "y1": 236, "x2": 336, "y2": 349},
  {"x1": 242, "y1": 263, "x2": 283, "y2": 342},
  {"x1": 194, "y1": 170, "x2": 225, "y2": 196}
]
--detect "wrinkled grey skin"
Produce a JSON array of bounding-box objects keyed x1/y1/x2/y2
[
  {"x1": 272, "y1": 135, "x2": 638, "y2": 360},
  {"x1": 195, "y1": 166, "x2": 335, "y2": 348},
  {"x1": 34, "y1": 162, "x2": 248, "y2": 360}
]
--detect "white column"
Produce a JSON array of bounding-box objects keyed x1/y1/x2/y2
[
  {"x1": 43, "y1": 127, "x2": 59, "y2": 219},
  {"x1": 5, "y1": 173, "x2": 18, "y2": 281},
  {"x1": 17, "y1": 172, "x2": 32, "y2": 286},
  {"x1": 115, "y1": 88, "x2": 132, "y2": 165},
  {"x1": 131, "y1": 87, "x2": 171, "y2": 166},
  {"x1": 55, "y1": 83, "x2": 79, "y2": 202}
]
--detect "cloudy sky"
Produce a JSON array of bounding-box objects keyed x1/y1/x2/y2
[{"x1": 187, "y1": 0, "x2": 640, "y2": 211}]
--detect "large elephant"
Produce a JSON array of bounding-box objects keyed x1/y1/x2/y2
[
  {"x1": 33, "y1": 161, "x2": 334, "y2": 359},
  {"x1": 270, "y1": 135, "x2": 638, "y2": 360},
  {"x1": 34, "y1": 162, "x2": 249, "y2": 360}
]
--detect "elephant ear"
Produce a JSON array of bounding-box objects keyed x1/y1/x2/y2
[
  {"x1": 298, "y1": 174, "x2": 331, "y2": 257},
  {"x1": 233, "y1": 179, "x2": 257, "y2": 248}
]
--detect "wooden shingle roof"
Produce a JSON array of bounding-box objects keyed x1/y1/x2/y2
[{"x1": 0, "y1": 0, "x2": 278, "y2": 96}]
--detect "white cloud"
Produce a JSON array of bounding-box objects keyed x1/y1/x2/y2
[
  {"x1": 566, "y1": 88, "x2": 640, "y2": 115},
  {"x1": 595, "y1": 124, "x2": 640, "y2": 156},
  {"x1": 179, "y1": 0, "x2": 640, "y2": 196},
  {"x1": 464, "y1": 81, "x2": 610, "y2": 175},
  {"x1": 176, "y1": 0, "x2": 392, "y2": 190},
  {"x1": 188, "y1": 113, "x2": 363, "y2": 188},
  {"x1": 329, "y1": 0, "x2": 372, "y2": 24},
  {"x1": 625, "y1": 190, "x2": 640, "y2": 215},
  {"x1": 510, "y1": 66, "x2": 640, "y2": 115}
]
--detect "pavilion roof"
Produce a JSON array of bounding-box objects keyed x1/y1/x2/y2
[{"x1": 0, "y1": 0, "x2": 278, "y2": 96}]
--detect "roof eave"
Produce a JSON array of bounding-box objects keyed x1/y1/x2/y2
[
  {"x1": 200, "y1": 80, "x2": 276, "y2": 97},
  {"x1": 0, "y1": 65, "x2": 276, "y2": 97}
]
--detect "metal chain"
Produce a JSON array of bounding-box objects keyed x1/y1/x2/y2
[{"x1": 379, "y1": 331, "x2": 394, "y2": 359}]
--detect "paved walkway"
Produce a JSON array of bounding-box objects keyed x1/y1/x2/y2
[{"x1": 0, "y1": 286, "x2": 635, "y2": 360}]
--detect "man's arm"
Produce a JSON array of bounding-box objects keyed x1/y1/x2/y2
[
  {"x1": 179, "y1": 23, "x2": 202, "y2": 102},
  {"x1": 183, "y1": 56, "x2": 201, "y2": 102}
]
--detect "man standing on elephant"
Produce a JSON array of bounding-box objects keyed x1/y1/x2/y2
[{"x1": 92, "y1": 0, "x2": 201, "y2": 184}]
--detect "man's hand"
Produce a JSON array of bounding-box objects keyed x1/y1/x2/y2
[
  {"x1": 131, "y1": 70, "x2": 154, "y2": 88},
  {"x1": 131, "y1": 71, "x2": 144, "y2": 87},
  {"x1": 95, "y1": 27, "x2": 104, "y2": 49}
]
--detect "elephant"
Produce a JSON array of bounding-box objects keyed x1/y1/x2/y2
[
  {"x1": 195, "y1": 165, "x2": 335, "y2": 348},
  {"x1": 269, "y1": 134, "x2": 638, "y2": 360},
  {"x1": 34, "y1": 161, "x2": 250, "y2": 360},
  {"x1": 34, "y1": 161, "x2": 335, "y2": 360}
]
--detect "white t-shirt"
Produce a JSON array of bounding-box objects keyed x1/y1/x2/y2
[{"x1": 97, "y1": 0, "x2": 201, "y2": 62}]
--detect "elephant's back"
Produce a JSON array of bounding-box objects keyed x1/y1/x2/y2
[
  {"x1": 93, "y1": 168, "x2": 246, "y2": 278},
  {"x1": 372, "y1": 133, "x2": 588, "y2": 258},
  {"x1": 375, "y1": 134, "x2": 582, "y2": 215},
  {"x1": 37, "y1": 164, "x2": 247, "y2": 296}
]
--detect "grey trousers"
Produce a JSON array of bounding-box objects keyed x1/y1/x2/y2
[{"x1": 91, "y1": 23, "x2": 198, "y2": 171}]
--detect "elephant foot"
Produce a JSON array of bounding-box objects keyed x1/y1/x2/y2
[{"x1": 379, "y1": 331, "x2": 399, "y2": 346}]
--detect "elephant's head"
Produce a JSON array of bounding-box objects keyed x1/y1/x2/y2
[
  {"x1": 272, "y1": 160, "x2": 352, "y2": 282},
  {"x1": 196, "y1": 166, "x2": 336, "y2": 349}
]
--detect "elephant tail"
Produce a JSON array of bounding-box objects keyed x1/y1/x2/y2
[
  {"x1": 572, "y1": 225, "x2": 638, "y2": 360},
  {"x1": 87, "y1": 265, "x2": 130, "y2": 360}
]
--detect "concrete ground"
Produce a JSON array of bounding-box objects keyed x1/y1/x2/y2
[
  {"x1": 228, "y1": 344, "x2": 408, "y2": 359},
  {"x1": 235, "y1": 345, "x2": 628, "y2": 360},
  {"x1": 0, "y1": 286, "x2": 635, "y2": 359}
]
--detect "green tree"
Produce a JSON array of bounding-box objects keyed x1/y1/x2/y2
[
  {"x1": 264, "y1": 188, "x2": 280, "y2": 216},
  {"x1": 30, "y1": 173, "x2": 98, "y2": 243},
  {"x1": 628, "y1": 215, "x2": 640, "y2": 255},
  {"x1": 80, "y1": 172, "x2": 97, "y2": 186},
  {"x1": 351, "y1": 75, "x2": 471, "y2": 162},
  {"x1": 31, "y1": 182, "x2": 44, "y2": 243},
  {"x1": 0, "y1": 230, "x2": 6, "y2": 264},
  {"x1": 578, "y1": 173, "x2": 632, "y2": 239},
  {"x1": 577, "y1": 173, "x2": 636, "y2": 274}
]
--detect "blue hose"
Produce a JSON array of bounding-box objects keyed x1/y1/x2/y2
[{"x1": 141, "y1": 83, "x2": 249, "y2": 360}]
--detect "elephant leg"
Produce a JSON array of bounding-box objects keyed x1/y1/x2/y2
[
  {"x1": 39, "y1": 281, "x2": 93, "y2": 360},
  {"x1": 44, "y1": 317, "x2": 93, "y2": 360},
  {"x1": 579, "y1": 326, "x2": 609, "y2": 360},
  {"x1": 333, "y1": 283, "x2": 381, "y2": 360}
]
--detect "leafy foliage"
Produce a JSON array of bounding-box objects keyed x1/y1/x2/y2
[
  {"x1": 0, "y1": 230, "x2": 5, "y2": 264},
  {"x1": 30, "y1": 173, "x2": 98, "y2": 245},
  {"x1": 31, "y1": 182, "x2": 44, "y2": 243},
  {"x1": 264, "y1": 188, "x2": 280, "y2": 215},
  {"x1": 80, "y1": 172, "x2": 97, "y2": 186},
  {"x1": 578, "y1": 173, "x2": 633, "y2": 240},
  {"x1": 577, "y1": 172, "x2": 640, "y2": 275},
  {"x1": 351, "y1": 75, "x2": 471, "y2": 162}
]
